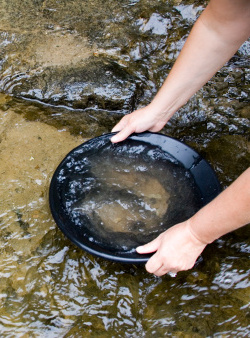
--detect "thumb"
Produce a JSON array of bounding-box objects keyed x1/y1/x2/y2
[{"x1": 136, "y1": 235, "x2": 162, "y2": 254}]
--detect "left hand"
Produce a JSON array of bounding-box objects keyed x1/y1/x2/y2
[{"x1": 111, "y1": 105, "x2": 169, "y2": 143}]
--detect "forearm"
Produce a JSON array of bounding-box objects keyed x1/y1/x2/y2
[
  {"x1": 111, "y1": 0, "x2": 250, "y2": 143},
  {"x1": 149, "y1": 0, "x2": 250, "y2": 121},
  {"x1": 189, "y1": 168, "x2": 250, "y2": 244}
]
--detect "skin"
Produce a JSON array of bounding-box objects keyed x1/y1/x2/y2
[
  {"x1": 111, "y1": 0, "x2": 250, "y2": 276},
  {"x1": 137, "y1": 168, "x2": 250, "y2": 276}
]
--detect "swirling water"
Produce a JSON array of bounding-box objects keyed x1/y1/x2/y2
[{"x1": 0, "y1": 0, "x2": 249, "y2": 336}]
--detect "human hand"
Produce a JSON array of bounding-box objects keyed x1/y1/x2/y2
[
  {"x1": 111, "y1": 105, "x2": 169, "y2": 143},
  {"x1": 136, "y1": 221, "x2": 207, "y2": 277}
]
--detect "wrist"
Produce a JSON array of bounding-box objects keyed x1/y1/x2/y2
[
  {"x1": 186, "y1": 218, "x2": 210, "y2": 246},
  {"x1": 147, "y1": 95, "x2": 178, "y2": 123}
]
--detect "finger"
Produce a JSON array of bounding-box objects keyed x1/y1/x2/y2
[
  {"x1": 145, "y1": 252, "x2": 162, "y2": 274},
  {"x1": 147, "y1": 257, "x2": 175, "y2": 277},
  {"x1": 136, "y1": 236, "x2": 161, "y2": 254},
  {"x1": 153, "y1": 267, "x2": 168, "y2": 277},
  {"x1": 110, "y1": 125, "x2": 135, "y2": 143}
]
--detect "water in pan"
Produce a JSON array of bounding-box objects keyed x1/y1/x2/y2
[{"x1": 65, "y1": 140, "x2": 202, "y2": 252}]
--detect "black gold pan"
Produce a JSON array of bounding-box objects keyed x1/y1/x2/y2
[{"x1": 49, "y1": 132, "x2": 221, "y2": 264}]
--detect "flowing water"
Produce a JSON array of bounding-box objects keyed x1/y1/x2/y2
[
  {"x1": 0, "y1": 0, "x2": 249, "y2": 336},
  {"x1": 63, "y1": 138, "x2": 202, "y2": 252}
]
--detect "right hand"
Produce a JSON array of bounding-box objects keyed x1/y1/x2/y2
[{"x1": 136, "y1": 220, "x2": 207, "y2": 277}]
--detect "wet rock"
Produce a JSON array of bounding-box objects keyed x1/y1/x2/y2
[
  {"x1": 0, "y1": 28, "x2": 142, "y2": 113},
  {"x1": 0, "y1": 0, "x2": 146, "y2": 114},
  {"x1": 239, "y1": 106, "x2": 250, "y2": 119},
  {"x1": 10, "y1": 57, "x2": 142, "y2": 113},
  {"x1": 0, "y1": 0, "x2": 203, "y2": 117},
  {"x1": 202, "y1": 134, "x2": 250, "y2": 187}
]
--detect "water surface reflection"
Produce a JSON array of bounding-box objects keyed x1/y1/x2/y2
[{"x1": 0, "y1": 0, "x2": 249, "y2": 336}]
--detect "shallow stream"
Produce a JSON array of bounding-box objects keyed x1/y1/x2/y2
[{"x1": 0, "y1": 0, "x2": 249, "y2": 336}]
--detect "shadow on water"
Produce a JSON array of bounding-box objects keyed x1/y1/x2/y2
[{"x1": 0, "y1": 0, "x2": 249, "y2": 336}]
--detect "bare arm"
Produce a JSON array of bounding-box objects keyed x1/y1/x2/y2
[
  {"x1": 137, "y1": 168, "x2": 250, "y2": 276},
  {"x1": 111, "y1": 0, "x2": 250, "y2": 143},
  {"x1": 111, "y1": 0, "x2": 250, "y2": 277},
  {"x1": 189, "y1": 167, "x2": 250, "y2": 244}
]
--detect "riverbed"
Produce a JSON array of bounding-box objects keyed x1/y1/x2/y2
[{"x1": 0, "y1": 0, "x2": 249, "y2": 336}]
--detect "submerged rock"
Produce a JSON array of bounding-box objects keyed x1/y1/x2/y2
[
  {"x1": 0, "y1": 0, "x2": 146, "y2": 114},
  {"x1": 0, "y1": 106, "x2": 85, "y2": 258},
  {"x1": 0, "y1": 0, "x2": 248, "y2": 138},
  {"x1": 10, "y1": 57, "x2": 142, "y2": 112}
]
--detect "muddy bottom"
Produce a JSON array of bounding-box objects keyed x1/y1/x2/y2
[{"x1": 0, "y1": 99, "x2": 250, "y2": 338}]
